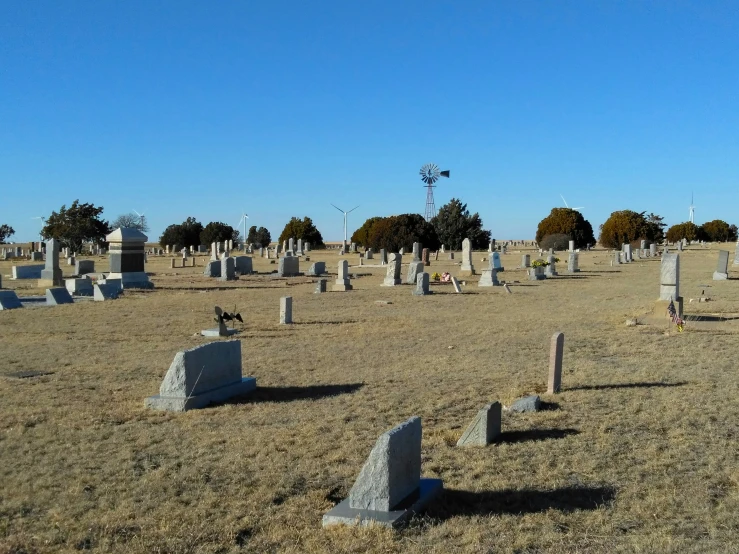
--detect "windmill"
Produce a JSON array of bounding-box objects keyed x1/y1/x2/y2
[
  {"x1": 689, "y1": 193, "x2": 695, "y2": 224},
  {"x1": 330, "y1": 204, "x2": 359, "y2": 249},
  {"x1": 420, "y1": 163, "x2": 450, "y2": 221},
  {"x1": 133, "y1": 209, "x2": 147, "y2": 231},
  {"x1": 560, "y1": 195, "x2": 584, "y2": 212},
  {"x1": 237, "y1": 213, "x2": 249, "y2": 246},
  {"x1": 31, "y1": 216, "x2": 46, "y2": 240}
]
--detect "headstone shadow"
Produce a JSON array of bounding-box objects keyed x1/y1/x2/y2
[
  {"x1": 496, "y1": 428, "x2": 579, "y2": 444},
  {"x1": 425, "y1": 485, "x2": 616, "y2": 520},
  {"x1": 232, "y1": 383, "x2": 364, "y2": 404},
  {"x1": 683, "y1": 314, "x2": 739, "y2": 322},
  {"x1": 567, "y1": 381, "x2": 688, "y2": 391}
]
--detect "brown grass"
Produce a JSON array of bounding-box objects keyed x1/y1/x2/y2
[{"x1": 1, "y1": 245, "x2": 739, "y2": 553}]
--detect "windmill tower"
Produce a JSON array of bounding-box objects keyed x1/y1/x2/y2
[
  {"x1": 689, "y1": 193, "x2": 695, "y2": 224},
  {"x1": 419, "y1": 163, "x2": 450, "y2": 221}
]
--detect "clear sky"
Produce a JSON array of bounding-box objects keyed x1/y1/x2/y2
[{"x1": 1, "y1": 1, "x2": 737, "y2": 243}]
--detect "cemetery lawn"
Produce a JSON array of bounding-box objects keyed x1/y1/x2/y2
[{"x1": 1, "y1": 245, "x2": 739, "y2": 553}]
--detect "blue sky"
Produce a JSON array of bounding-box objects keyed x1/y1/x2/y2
[{"x1": 1, "y1": 1, "x2": 737, "y2": 243}]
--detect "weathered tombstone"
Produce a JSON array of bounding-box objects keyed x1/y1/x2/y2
[
  {"x1": 322, "y1": 416, "x2": 442, "y2": 528},
  {"x1": 412, "y1": 272, "x2": 430, "y2": 296},
  {"x1": 456, "y1": 402, "x2": 502, "y2": 446},
  {"x1": 406, "y1": 261, "x2": 424, "y2": 285},
  {"x1": 12, "y1": 265, "x2": 44, "y2": 279},
  {"x1": 74, "y1": 259, "x2": 95, "y2": 276},
  {"x1": 659, "y1": 253, "x2": 680, "y2": 301},
  {"x1": 460, "y1": 238, "x2": 475, "y2": 275},
  {"x1": 277, "y1": 255, "x2": 300, "y2": 277},
  {"x1": 478, "y1": 265, "x2": 500, "y2": 287},
  {"x1": 713, "y1": 250, "x2": 729, "y2": 280},
  {"x1": 488, "y1": 240, "x2": 494, "y2": 253},
  {"x1": 451, "y1": 276, "x2": 462, "y2": 293},
  {"x1": 677, "y1": 241, "x2": 683, "y2": 252},
  {"x1": 145, "y1": 340, "x2": 256, "y2": 412},
  {"x1": 315, "y1": 279, "x2": 327, "y2": 293},
  {"x1": 650, "y1": 243, "x2": 657, "y2": 257},
  {"x1": 448, "y1": 252, "x2": 455, "y2": 261},
  {"x1": 733, "y1": 241, "x2": 739, "y2": 266},
  {"x1": 569, "y1": 240, "x2": 575, "y2": 252},
  {"x1": 211, "y1": 242, "x2": 218, "y2": 261},
  {"x1": 365, "y1": 248, "x2": 374, "y2": 260},
  {"x1": 30, "y1": 251, "x2": 43, "y2": 261},
  {"x1": 510, "y1": 395, "x2": 541, "y2": 413},
  {"x1": 350, "y1": 242, "x2": 357, "y2": 253},
  {"x1": 46, "y1": 287, "x2": 74, "y2": 306},
  {"x1": 412, "y1": 242, "x2": 421, "y2": 262},
  {"x1": 491, "y1": 252, "x2": 503, "y2": 271},
  {"x1": 421, "y1": 248, "x2": 430, "y2": 265},
  {"x1": 106, "y1": 228, "x2": 153, "y2": 289},
  {"x1": 219, "y1": 256, "x2": 236, "y2": 281},
  {"x1": 288, "y1": 238, "x2": 295, "y2": 253},
  {"x1": 296, "y1": 239, "x2": 303, "y2": 256},
  {"x1": 170, "y1": 259, "x2": 176, "y2": 269},
  {"x1": 333, "y1": 260, "x2": 352, "y2": 291},
  {"x1": 307, "y1": 262, "x2": 326, "y2": 276},
  {"x1": 613, "y1": 252, "x2": 621, "y2": 265},
  {"x1": 521, "y1": 254, "x2": 530, "y2": 268},
  {"x1": 382, "y1": 253, "x2": 402, "y2": 286},
  {"x1": 93, "y1": 283, "x2": 120, "y2": 301},
  {"x1": 305, "y1": 241, "x2": 311, "y2": 252},
  {"x1": 545, "y1": 255, "x2": 558, "y2": 277},
  {"x1": 280, "y1": 296, "x2": 293, "y2": 324},
  {"x1": 624, "y1": 244, "x2": 632, "y2": 262},
  {"x1": 234, "y1": 256, "x2": 253, "y2": 275},
  {"x1": 204, "y1": 260, "x2": 221, "y2": 277},
  {"x1": 547, "y1": 332, "x2": 564, "y2": 394},
  {"x1": 567, "y1": 252, "x2": 579, "y2": 272},
  {"x1": 181, "y1": 248, "x2": 189, "y2": 259},
  {"x1": 640, "y1": 240, "x2": 647, "y2": 249},
  {"x1": 39, "y1": 238, "x2": 62, "y2": 286},
  {"x1": 65, "y1": 278, "x2": 94, "y2": 296},
  {"x1": 0, "y1": 290, "x2": 23, "y2": 310},
  {"x1": 380, "y1": 248, "x2": 388, "y2": 265}
]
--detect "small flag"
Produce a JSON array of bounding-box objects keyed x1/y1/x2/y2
[{"x1": 667, "y1": 298, "x2": 684, "y2": 332}]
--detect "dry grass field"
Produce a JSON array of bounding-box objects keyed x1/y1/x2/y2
[{"x1": 1, "y1": 245, "x2": 739, "y2": 553}]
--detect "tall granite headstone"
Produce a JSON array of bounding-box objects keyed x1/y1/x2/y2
[{"x1": 106, "y1": 228, "x2": 153, "y2": 289}]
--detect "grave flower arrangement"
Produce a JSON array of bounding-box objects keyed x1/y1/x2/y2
[
  {"x1": 431, "y1": 272, "x2": 441, "y2": 281},
  {"x1": 531, "y1": 259, "x2": 550, "y2": 268},
  {"x1": 441, "y1": 272, "x2": 451, "y2": 282}
]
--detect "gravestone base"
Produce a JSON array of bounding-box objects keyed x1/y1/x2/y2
[
  {"x1": 458, "y1": 268, "x2": 475, "y2": 277},
  {"x1": 333, "y1": 281, "x2": 353, "y2": 292},
  {"x1": 322, "y1": 479, "x2": 443, "y2": 528},
  {"x1": 145, "y1": 377, "x2": 256, "y2": 412},
  {"x1": 200, "y1": 328, "x2": 239, "y2": 337},
  {"x1": 654, "y1": 297, "x2": 683, "y2": 318},
  {"x1": 713, "y1": 271, "x2": 728, "y2": 281},
  {"x1": 107, "y1": 271, "x2": 154, "y2": 289},
  {"x1": 382, "y1": 278, "x2": 401, "y2": 286}
]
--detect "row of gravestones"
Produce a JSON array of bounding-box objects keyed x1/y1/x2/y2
[{"x1": 140, "y1": 332, "x2": 567, "y2": 527}]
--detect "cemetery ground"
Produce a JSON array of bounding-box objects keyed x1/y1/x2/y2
[{"x1": 1, "y1": 246, "x2": 739, "y2": 553}]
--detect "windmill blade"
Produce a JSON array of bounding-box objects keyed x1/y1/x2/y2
[
  {"x1": 560, "y1": 195, "x2": 569, "y2": 208},
  {"x1": 347, "y1": 205, "x2": 360, "y2": 214},
  {"x1": 572, "y1": 207, "x2": 584, "y2": 211},
  {"x1": 330, "y1": 203, "x2": 345, "y2": 214}
]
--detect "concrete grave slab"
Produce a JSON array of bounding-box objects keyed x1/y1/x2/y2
[
  {"x1": 93, "y1": 284, "x2": 120, "y2": 301},
  {"x1": 46, "y1": 287, "x2": 74, "y2": 305}
]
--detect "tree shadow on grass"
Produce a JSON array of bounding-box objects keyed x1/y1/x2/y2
[
  {"x1": 496, "y1": 428, "x2": 579, "y2": 444},
  {"x1": 427, "y1": 485, "x2": 616, "y2": 519},
  {"x1": 234, "y1": 383, "x2": 364, "y2": 404},
  {"x1": 567, "y1": 381, "x2": 688, "y2": 391}
]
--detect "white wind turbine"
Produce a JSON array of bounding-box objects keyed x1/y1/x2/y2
[
  {"x1": 31, "y1": 216, "x2": 46, "y2": 240},
  {"x1": 133, "y1": 209, "x2": 147, "y2": 231},
  {"x1": 689, "y1": 193, "x2": 695, "y2": 224},
  {"x1": 560, "y1": 195, "x2": 584, "y2": 211},
  {"x1": 331, "y1": 204, "x2": 359, "y2": 248},
  {"x1": 237, "y1": 213, "x2": 249, "y2": 245}
]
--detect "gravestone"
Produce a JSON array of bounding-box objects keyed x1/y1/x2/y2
[
  {"x1": 567, "y1": 252, "x2": 579, "y2": 272},
  {"x1": 380, "y1": 249, "x2": 388, "y2": 265},
  {"x1": 422, "y1": 248, "x2": 430, "y2": 265},
  {"x1": 613, "y1": 252, "x2": 621, "y2": 265},
  {"x1": 66, "y1": 278, "x2": 94, "y2": 296},
  {"x1": 491, "y1": 252, "x2": 503, "y2": 271},
  {"x1": 412, "y1": 242, "x2": 421, "y2": 262},
  {"x1": 93, "y1": 284, "x2": 120, "y2": 301},
  {"x1": 529, "y1": 266, "x2": 546, "y2": 280},
  {"x1": 451, "y1": 276, "x2": 462, "y2": 293},
  {"x1": 382, "y1": 253, "x2": 402, "y2": 286},
  {"x1": 0, "y1": 290, "x2": 23, "y2": 310},
  {"x1": 211, "y1": 242, "x2": 218, "y2": 261},
  {"x1": 204, "y1": 260, "x2": 221, "y2": 277},
  {"x1": 333, "y1": 260, "x2": 352, "y2": 291},
  {"x1": 181, "y1": 248, "x2": 189, "y2": 259},
  {"x1": 650, "y1": 243, "x2": 657, "y2": 257},
  {"x1": 322, "y1": 416, "x2": 442, "y2": 528},
  {"x1": 412, "y1": 272, "x2": 430, "y2": 295},
  {"x1": 448, "y1": 252, "x2": 454, "y2": 260},
  {"x1": 406, "y1": 261, "x2": 424, "y2": 285},
  {"x1": 144, "y1": 340, "x2": 256, "y2": 412},
  {"x1": 288, "y1": 238, "x2": 294, "y2": 253},
  {"x1": 623, "y1": 244, "x2": 632, "y2": 263},
  {"x1": 713, "y1": 250, "x2": 729, "y2": 280},
  {"x1": 296, "y1": 239, "x2": 303, "y2": 256},
  {"x1": 545, "y1": 255, "x2": 558, "y2": 277},
  {"x1": 12, "y1": 265, "x2": 44, "y2": 279},
  {"x1": 46, "y1": 287, "x2": 74, "y2": 306},
  {"x1": 365, "y1": 248, "x2": 374, "y2": 260},
  {"x1": 106, "y1": 228, "x2": 153, "y2": 289},
  {"x1": 640, "y1": 240, "x2": 647, "y2": 249},
  {"x1": 305, "y1": 242, "x2": 311, "y2": 252},
  {"x1": 280, "y1": 296, "x2": 293, "y2": 324},
  {"x1": 219, "y1": 257, "x2": 236, "y2": 281},
  {"x1": 569, "y1": 240, "x2": 575, "y2": 252},
  {"x1": 510, "y1": 395, "x2": 541, "y2": 413},
  {"x1": 522, "y1": 254, "x2": 530, "y2": 268},
  {"x1": 235, "y1": 256, "x2": 253, "y2": 275},
  {"x1": 677, "y1": 241, "x2": 683, "y2": 252},
  {"x1": 478, "y1": 266, "x2": 500, "y2": 287},
  {"x1": 659, "y1": 253, "x2": 680, "y2": 301},
  {"x1": 460, "y1": 238, "x2": 475, "y2": 275},
  {"x1": 307, "y1": 262, "x2": 326, "y2": 276},
  {"x1": 456, "y1": 402, "x2": 501, "y2": 446},
  {"x1": 277, "y1": 255, "x2": 300, "y2": 277},
  {"x1": 39, "y1": 238, "x2": 63, "y2": 286},
  {"x1": 315, "y1": 279, "x2": 327, "y2": 293},
  {"x1": 548, "y1": 332, "x2": 564, "y2": 394},
  {"x1": 75, "y1": 260, "x2": 95, "y2": 275},
  {"x1": 30, "y1": 252, "x2": 43, "y2": 261},
  {"x1": 350, "y1": 242, "x2": 357, "y2": 253}
]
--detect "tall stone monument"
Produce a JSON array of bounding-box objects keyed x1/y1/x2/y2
[
  {"x1": 106, "y1": 228, "x2": 153, "y2": 289},
  {"x1": 38, "y1": 238, "x2": 62, "y2": 287},
  {"x1": 460, "y1": 238, "x2": 475, "y2": 276},
  {"x1": 713, "y1": 250, "x2": 729, "y2": 280},
  {"x1": 333, "y1": 260, "x2": 352, "y2": 291},
  {"x1": 382, "y1": 253, "x2": 401, "y2": 286}
]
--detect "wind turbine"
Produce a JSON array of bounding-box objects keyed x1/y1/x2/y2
[
  {"x1": 31, "y1": 216, "x2": 46, "y2": 240},
  {"x1": 133, "y1": 209, "x2": 147, "y2": 231},
  {"x1": 560, "y1": 195, "x2": 584, "y2": 211},
  {"x1": 331, "y1": 204, "x2": 359, "y2": 248},
  {"x1": 689, "y1": 193, "x2": 695, "y2": 224},
  {"x1": 237, "y1": 213, "x2": 249, "y2": 245}
]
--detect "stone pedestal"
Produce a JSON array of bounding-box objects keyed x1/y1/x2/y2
[
  {"x1": 39, "y1": 238, "x2": 63, "y2": 287},
  {"x1": 106, "y1": 228, "x2": 153, "y2": 289}
]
